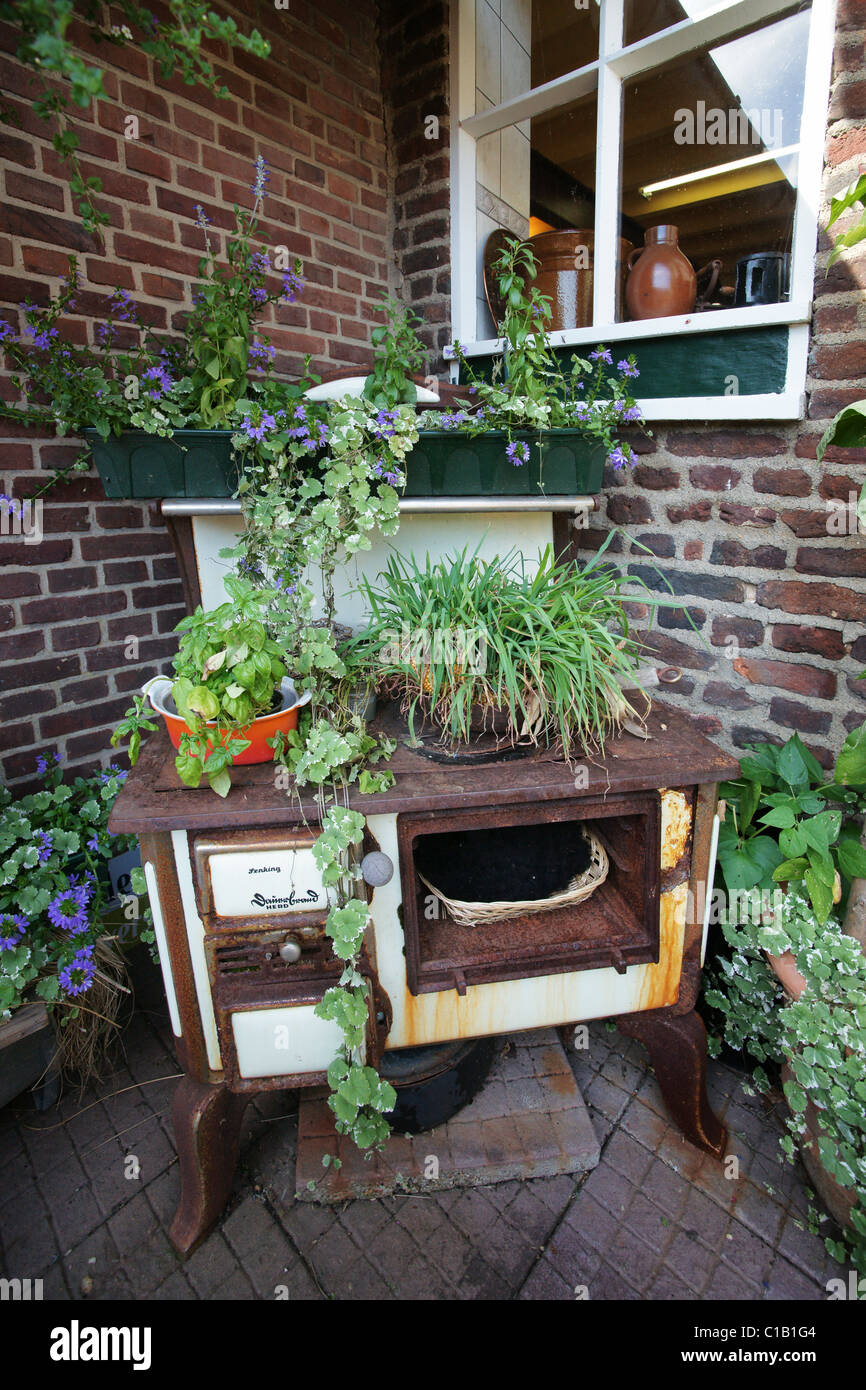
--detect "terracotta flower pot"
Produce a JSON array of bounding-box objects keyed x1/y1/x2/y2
[
  {"x1": 765, "y1": 948, "x2": 807, "y2": 1001},
  {"x1": 144, "y1": 677, "x2": 310, "y2": 765}
]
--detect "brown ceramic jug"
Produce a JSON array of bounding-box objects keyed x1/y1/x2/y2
[
  {"x1": 530, "y1": 230, "x2": 633, "y2": 329},
  {"x1": 626, "y1": 225, "x2": 715, "y2": 320}
]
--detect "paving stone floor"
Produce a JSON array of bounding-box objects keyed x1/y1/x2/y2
[{"x1": 0, "y1": 981, "x2": 854, "y2": 1301}]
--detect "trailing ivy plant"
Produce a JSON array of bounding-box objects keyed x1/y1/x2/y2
[
  {"x1": 218, "y1": 382, "x2": 419, "y2": 1159},
  {"x1": 706, "y1": 887, "x2": 866, "y2": 1274}
]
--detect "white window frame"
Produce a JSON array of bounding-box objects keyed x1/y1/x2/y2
[{"x1": 448, "y1": 0, "x2": 837, "y2": 420}]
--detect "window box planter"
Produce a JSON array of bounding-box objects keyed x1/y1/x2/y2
[
  {"x1": 84, "y1": 428, "x2": 239, "y2": 499},
  {"x1": 404, "y1": 430, "x2": 605, "y2": 498},
  {"x1": 0, "y1": 1002, "x2": 60, "y2": 1112}
]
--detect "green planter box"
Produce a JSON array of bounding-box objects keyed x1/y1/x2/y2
[
  {"x1": 404, "y1": 430, "x2": 605, "y2": 497},
  {"x1": 85, "y1": 428, "x2": 239, "y2": 498}
]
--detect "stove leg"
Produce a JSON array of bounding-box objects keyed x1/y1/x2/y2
[
  {"x1": 169, "y1": 1074, "x2": 250, "y2": 1257},
  {"x1": 616, "y1": 1008, "x2": 726, "y2": 1159}
]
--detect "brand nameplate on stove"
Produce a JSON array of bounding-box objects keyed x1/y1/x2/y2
[{"x1": 207, "y1": 848, "x2": 332, "y2": 917}]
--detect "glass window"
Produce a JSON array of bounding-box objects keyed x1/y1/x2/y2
[
  {"x1": 618, "y1": 10, "x2": 808, "y2": 321},
  {"x1": 459, "y1": 0, "x2": 822, "y2": 359},
  {"x1": 624, "y1": 0, "x2": 746, "y2": 48},
  {"x1": 476, "y1": 90, "x2": 599, "y2": 337}
]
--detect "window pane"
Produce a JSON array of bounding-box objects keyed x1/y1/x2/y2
[
  {"x1": 531, "y1": 0, "x2": 599, "y2": 87},
  {"x1": 475, "y1": 1, "x2": 598, "y2": 118},
  {"x1": 617, "y1": 9, "x2": 810, "y2": 323},
  {"x1": 625, "y1": 0, "x2": 758, "y2": 48},
  {"x1": 476, "y1": 89, "x2": 599, "y2": 338}
]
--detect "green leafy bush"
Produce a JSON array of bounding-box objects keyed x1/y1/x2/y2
[
  {"x1": 716, "y1": 731, "x2": 866, "y2": 922},
  {"x1": 0, "y1": 757, "x2": 136, "y2": 1038}
]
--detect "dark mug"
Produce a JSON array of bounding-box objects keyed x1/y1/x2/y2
[{"x1": 735, "y1": 253, "x2": 790, "y2": 306}]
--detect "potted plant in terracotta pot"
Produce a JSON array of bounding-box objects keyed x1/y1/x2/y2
[
  {"x1": 113, "y1": 574, "x2": 310, "y2": 798},
  {"x1": 409, "y1": 236, "x2": 646, "y2": 499}
]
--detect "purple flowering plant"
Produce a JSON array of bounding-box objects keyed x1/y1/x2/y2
[
  {"x1": 0, "y1": 756, "x2": 135, "y2": 1022},
  {"x1": 0, "y1": 159, "x2": 309, "y2": 458},
  {"x1": 441, "y1": 237, "x2": 648, "y2": 473}
]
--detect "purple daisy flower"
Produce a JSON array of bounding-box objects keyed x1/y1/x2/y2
[
  {"x1": 0, "y1": 913, "x2": 27, "y2": 951},
  {"x1": 506, "y1": 440, "x2": 530, "y2": 467},
  {"x1": 142, "y1": 364, "x2": 174, "y2": 401},
  {"x1": 47, "y1": 887, "x2": 90, "y2": 935},
  {"x1": 607, "y1": 446, "x2": 632, "y2": 471},
  {"x1": 59, "y1": 947, "x2": 96, "y2": 997},
  {"x1": 241, "y1": 412, "x2": 277, "y2": 442}
]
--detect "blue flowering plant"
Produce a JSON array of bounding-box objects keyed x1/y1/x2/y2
[
  {"x1": 437, "y1": 236, "x2": 645, "y2": 473},
  {"x1": 0, "y1": 757, "x2": 138, "y2": 1064},
  {"x1": 0, "y1": 157, "x2": 306, "y2": 450}
]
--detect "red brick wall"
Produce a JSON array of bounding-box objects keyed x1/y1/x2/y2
[
  {"x1": 381, "y1": 0, "x2": 451, "y2": 369},
  {"x1": 0, "y1": 0, "x2": 397, "y2": 786},
  {"x1": 575, "y1": 6, "x2": 866, "y2": 769},
  {"x1": 1, "y1": 2, "x2": 863, "y2": 783}
]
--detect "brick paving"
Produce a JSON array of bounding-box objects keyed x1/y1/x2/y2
[{"x1": 0, "y1": 971, "x2": 855, "y2": 1302}]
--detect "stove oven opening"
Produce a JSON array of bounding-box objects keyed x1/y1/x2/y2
[{"x1": 398, "y1": 796, "x2": 662, "y2": 996}]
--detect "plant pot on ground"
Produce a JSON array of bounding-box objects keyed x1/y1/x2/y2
[{"x1": 0, "y1": 1002, "x2": 60, "y2": 1111}]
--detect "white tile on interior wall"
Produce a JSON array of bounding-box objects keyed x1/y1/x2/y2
[
  {"x1": 501, "y1": 23, "x2": 531, "y2": 104},
  {"x1": 501, "y1": 0, "x2": 531, "y2": 53},
  {"x1": 476, "y1": 0, "x2": 501, "y2": 106},
  {"x1": 500, "y1": 125, "x2": 531, "y2": 220},
  {"x1": 476, "y1": 94, "x2": 501, "y2": 196}
]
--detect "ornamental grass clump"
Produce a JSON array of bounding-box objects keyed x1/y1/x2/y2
[{"x1": 345, "y1": 535, "x2": 657, "y2": 754}]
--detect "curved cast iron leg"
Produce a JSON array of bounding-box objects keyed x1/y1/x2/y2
[
  {"x1": 169, "y1": 1074, "x2": 250, "y2": 1256},
  {"x1": 617, "y1": 1007, "x2": 726, "y2": 1159}
]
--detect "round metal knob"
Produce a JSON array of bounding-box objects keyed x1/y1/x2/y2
[{"x1": 279, "y1": 936, "x2": 302, "y2": 964}]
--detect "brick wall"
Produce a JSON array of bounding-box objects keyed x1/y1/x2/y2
[
  {"x1": 0, "y1": 0, "x2": 399, "y2": 787},
  {"x1": 574, "y1": 3, "x2": 866, "y2": 769},
  {"x1": 1, "y1": 1, "x2": 864, "y2": 785},
  {"x1": 381, "y1": 0, "x2": 451, "y2": 369}
]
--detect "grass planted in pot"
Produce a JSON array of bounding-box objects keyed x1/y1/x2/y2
[{"x1": 344, "y1": 535, "x2": 658, "y2": 755}]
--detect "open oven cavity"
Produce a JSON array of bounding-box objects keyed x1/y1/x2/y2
[{"x1": 398, "y1": 794, "x2": 661, "y2": 996}]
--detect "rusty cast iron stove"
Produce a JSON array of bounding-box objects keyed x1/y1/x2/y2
[{"x1": 109, "y1": 699, "x2": 738, "y2": 1255}]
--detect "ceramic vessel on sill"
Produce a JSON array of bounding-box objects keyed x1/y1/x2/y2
[{"x1": 143, "y1": 676, "x2": 311, "y2": 764}]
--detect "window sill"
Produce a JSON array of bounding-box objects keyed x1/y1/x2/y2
[
  {"x1": 447, "y1": 310, "x2": 810, "y2": 422},
  {"x1": 447, "y1": 300, "x2": 811, "y2": 359}
]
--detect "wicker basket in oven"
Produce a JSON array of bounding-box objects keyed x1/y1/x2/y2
[{"x1": 418, "y1": 826, "x2": 609, "y2": 928}]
